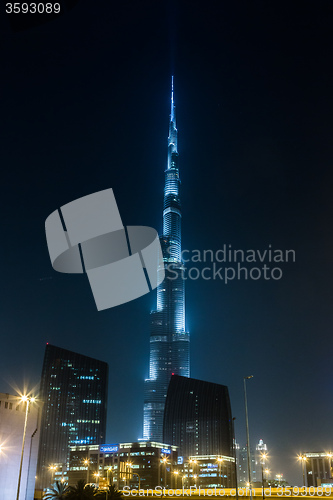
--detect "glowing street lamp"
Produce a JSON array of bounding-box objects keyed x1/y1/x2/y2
[
  {"x1": 16, "y1": 395, "x2": 36, "y2": 500},
  {"x1": 260, "y1": 454, "x2": 268, "y2": 500},
  {"x1": 94, "y1": 472, "x2": 100, "y2": 487},
  {"x1": 189, "y1": 459, "x2": 197, "y2": 487},
  {"x1": 298, "y1": 455, "x2": 307, "y2": 486},
  {"x1": 84, "y1": 459, "x2": 90, "y2": 484},
  {"x1": 173, "y1": 470, "x2": 179, "y2": 489},
  {"x1": 107, "y1": 466, "x2": 113, "y2": 485},
  {"x1": 49, "y1": 465, "x2": 57, "y2": 484},
  {"x1": 327, "y1": 453, "x2": 333, "y2": 479},
  {"x1": 276, "y1": 474, "x2": 283, "y2": 486}
]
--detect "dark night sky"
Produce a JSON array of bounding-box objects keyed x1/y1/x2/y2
[{"x1": 1, "y1": 0, "x2": 333, "y2": 485}]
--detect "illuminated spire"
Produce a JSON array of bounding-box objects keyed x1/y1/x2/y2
[
  {"x1": 168, "y1": 76, "x2": 178, "y2": 167},
  {"x1": 171, "y1": 75, "x2": 175, "y2": 124}
]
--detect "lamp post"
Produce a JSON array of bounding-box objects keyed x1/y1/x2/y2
[
  {"x1": 243, "y1": 376, "x2": 253, "y2": 500},
  {"x1": 173, "y1": 471, "x2": 179, "y2": 489},
  {"x1": 49, "y1": 465, "x2": 57, "y2": 485},
  {"x1": 217, "y1": 457, "x2": 223, "y2": 487},
  {"x1": 260, "y1": 454, "x2": 267, "y2": 500},
  {"x1": 298, "y1": 455, "x2": 307, "y2": 487},
  {"x1": 107, "y1": 466, "x2": 113, "y2": 485},
  {"x1": 126, "y1": 462, "x2": 133, "y2": 487},
  {"x1": 16, "y1": 395, "x2": 36, "y2": 500},
  {"x1": 189, "y1": 459, "x2": 197, "y2": 487},
  {"x1": 84, "y1": 459, "x2": 90, "y2": 484},
  {"x1": 327, "y1": 453, "x2": 333, "y2": 479},
  {"x1": 193, "y1": 475, "x2": 197, "y2": 488},
  {"x1": 94, "y1": 472, "x2": 100, "y2": 487},
  {"x1": 232, "y1": 417, "x2": 239, "y2": 500},
  {"x1": 132, "y1": 472, "x2": 141, "y2": 489}
]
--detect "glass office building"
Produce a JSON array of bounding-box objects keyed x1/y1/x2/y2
[
  {"x1": 36, "y1": 344, "x2": 108, "y2": 492},
  {"x1": 143, "y1": 78, "x2": 190, "y2": 441},
  {"x1": 163, "y1": 375, "x2": 233, "y2": 460}
]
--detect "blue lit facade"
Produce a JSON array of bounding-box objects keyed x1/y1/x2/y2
[
  {"x1": 36, "y1": 344, "x2": 108, "y2": 491},
  {"x1": 143, "y1": 78, "x2": 190, "y2": 441}
]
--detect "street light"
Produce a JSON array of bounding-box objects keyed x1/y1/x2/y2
[
  {"x1": 125, "y1": 462, "x2": 133, "y2": 487},
  {"x1": 232, "y1": 417, "x2": 239, "y2": 500},
  {"x1": 298, "y1": 455, "x2": 307, "y2": 486},
  {"x1": 49, "y1": 465, "x2": 57, "y2": 484},
  {"x1": 107, "y1": 466, "x2": 113, "y2": 485},
  {"x1": 84, "y1": 459, "x2": 90, "y2": 484},
  {"x1": 94, "y1": 472, "x2": 100, "y2": 487},
  {"x1": 16, "y1": 395, "x2": 36, "y2": 500},
  {"x1": 217, "y1": 457, "x2": 223, "y2": 487},
  {"x1": 260, "y1": 453, "x2": 268, "y2": 500},
  {"x1": 189, "y1": 459, "x2": 197, "y2": 487},
  {"x1": 327, "y1": 453, "x2": 333, "y2": 479},
  {"x1": 173, "y1": 471, "x2": 179, "y2": 489},
  {"x1": 243, "y1": 376, "x2": 253, "y2": 500},
  {"x1": 193, "y1": 474, "x2": 197, "y2": 488}
]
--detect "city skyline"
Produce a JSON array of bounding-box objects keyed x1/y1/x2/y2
[{"x1": 1, "y1": 1, "x2": 333, "y2": 486}]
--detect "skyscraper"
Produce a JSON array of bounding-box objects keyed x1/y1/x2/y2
[
  {"x1": 143, "y1": 78, "x2": 190, "y2": 441},
  {"x1": 163, "y1": 375, "x2": 233, "y2": 459},
  {"x1": 36, "y1": 344, "x2": 108, "y2": 492}
]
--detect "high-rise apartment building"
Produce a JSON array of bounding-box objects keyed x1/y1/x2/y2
[
  {"x1": 143, "y1": 78, "x2": 190, "y2": 441},
  {"x1": 253, "y1": 439, "x2": 268, "y2": 483},
  {"x1": 163, "y1": 375, "x2": 233, "y2": 460},
  {"x1": 36, "y1": 344, "x2": 108, "y2": 492}
]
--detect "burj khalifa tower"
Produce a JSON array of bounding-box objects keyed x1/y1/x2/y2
[{"x1": 143, "y1": 78, "x2": 190, "y2": 441}]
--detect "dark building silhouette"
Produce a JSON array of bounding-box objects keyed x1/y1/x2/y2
[
  {"x1": 163, "y1": 375, "x2": 233, "y2": 459},
  {"x1": 143, "y1": 77, "x2": 190, "y2": 441},
  {"x1": 36, "y1": 344, "x2": 108, "y2": 492}
]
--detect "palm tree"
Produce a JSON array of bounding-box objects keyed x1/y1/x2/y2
[
  {"x1": 67, "y1": 479, "x2": 99, "y2": 499},
  {"x1": 43, "y1": 480, "x2": 70, "y2": 499},
  {"x1": 97, "y1": 485, "x2": 123, "y2": 500}
]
